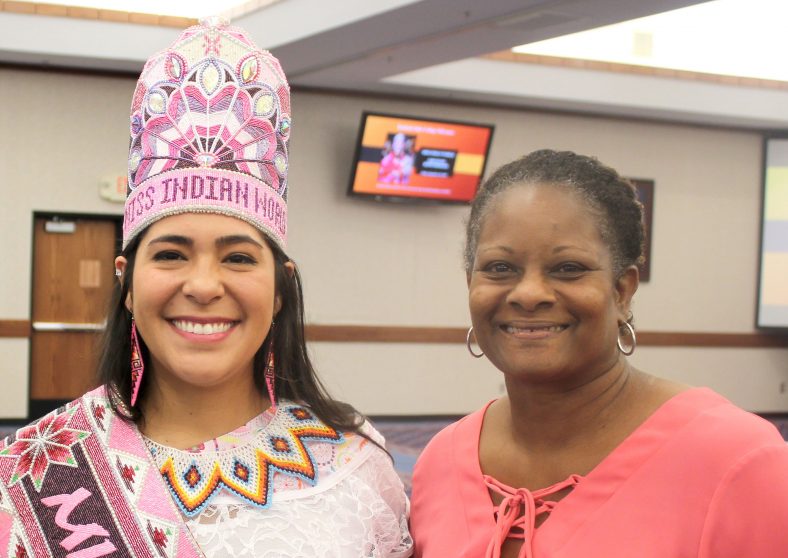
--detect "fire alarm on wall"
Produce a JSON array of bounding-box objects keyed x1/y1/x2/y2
[{"x1": 99, "y1": 176, "x2": 128, "y2": 203}]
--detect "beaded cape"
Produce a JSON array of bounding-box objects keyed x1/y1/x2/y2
[
  {"x1": 145, "y1": 402, "x2": 343, "y2": 517},
  {"x1": 0, "y1": 386, "x2": 359, "y2": 557}
]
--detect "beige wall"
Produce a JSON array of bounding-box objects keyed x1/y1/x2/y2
[{"x1": 1, "y1": 67, "x2": 786, "y2": 418}]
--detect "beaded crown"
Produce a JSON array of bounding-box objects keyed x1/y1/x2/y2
[{"x1": 124, "y1": 18, "x2": 290, "y2": 250}]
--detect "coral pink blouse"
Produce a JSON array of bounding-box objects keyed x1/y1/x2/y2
[{"x1": 410, "y1": 388, "x2": 788, "y2": 557}]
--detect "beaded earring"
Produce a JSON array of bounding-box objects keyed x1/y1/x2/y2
[
  {"x1": 130, "y1": 317, "x2": 144, "y2": 407},
  {"x1": 264, "y1": 322, "x2": 276, "y2": 409}
]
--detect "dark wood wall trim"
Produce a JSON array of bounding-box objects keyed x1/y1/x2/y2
[
  {"x1": 2, "y1": 320, "x2": 786, "y2": 347},
  {"x1": 306, "y1": 326, "x2": 788, "y2": 347},
  {"x1": 0, "y1": 320, "x2": 30, "y2": 338},
  {"x1": 637, "y1": 331, "x2": 788, "y2": 348},
  {"x1": 306, "y1": 325, "x2": 463, "y2": 344}
]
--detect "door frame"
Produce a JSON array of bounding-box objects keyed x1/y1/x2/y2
[{"x1": 28, "y1": 211, "x2": 122, "y2": 421}]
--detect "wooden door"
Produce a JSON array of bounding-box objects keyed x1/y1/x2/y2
[{"x1": 30, "y1": 216, "x2": 118, "y2": 409}]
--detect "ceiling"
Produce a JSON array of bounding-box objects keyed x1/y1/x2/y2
[{"x1": 1, "y1": 0, "x2": 787, "y2": 129}]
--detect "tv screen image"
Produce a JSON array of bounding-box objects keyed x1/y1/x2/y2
[
  {"x1": 348, "y1": 112, "x2": 494, "y2": 203},
  {"x1": 757, "y1": 137, "x2": 788, "y2": 329}
]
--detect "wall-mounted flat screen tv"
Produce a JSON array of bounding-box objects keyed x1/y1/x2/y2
[
  {"x1": 756, "y1": 137, "x2": 788, "y2": 330},
  {"x1": 348, "y1": 112, "x2": 494, "y2": 204}
]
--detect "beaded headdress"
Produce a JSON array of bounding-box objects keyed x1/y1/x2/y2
[{"x1": 124, "y1": 18, "x2": 290, "y2": 250}]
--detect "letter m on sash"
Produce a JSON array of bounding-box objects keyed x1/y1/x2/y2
[{"x1": 41, "y1": 488, "x2": 117, "y2": 557}]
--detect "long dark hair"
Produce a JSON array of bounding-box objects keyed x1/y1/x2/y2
[{"x1": 96, "y1": 226, "x2": 366, "y2": 438}]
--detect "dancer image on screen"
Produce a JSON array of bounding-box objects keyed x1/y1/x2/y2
[
  {"x1": 0, "y1": 19, "x2": 412, "y2": 558},
  {"x1": 378, "y1": 132, "x2": 415, "y2": 184},
  {"x1": 409, "y1": 149, "x2": 788, "y2": 558}
]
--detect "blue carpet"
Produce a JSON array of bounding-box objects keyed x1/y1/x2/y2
[{"x1": 372, "y1": 418, "x2": 456, "y2": 494}]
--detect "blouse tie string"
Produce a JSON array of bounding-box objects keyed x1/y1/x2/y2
[{"x1": 483, "y1": 474, "x2": 582, "y2": 558}]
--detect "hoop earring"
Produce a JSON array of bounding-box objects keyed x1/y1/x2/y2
[
  {"x1": 130, "y1": 316, "x2": 144, "y2": 407},
  {"x1": 466, "y1": 327, "x2": 484, "y2": 358},
  {"x1": 264, "y1": 322, "x2": 277, "y2": 408},
  {"x1": 617, "y1": 320, "x2": 636, "y2": 356}
]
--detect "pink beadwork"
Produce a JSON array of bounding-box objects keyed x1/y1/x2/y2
[
  {"x1": 41, "y1": 488, "x2": 118, "y2": 556},
  {"x1": 124, "y1": 20, "x2": 291, "y2": 251},
  {"x1": 0, "y1": 406, "x2": 89, "y2": 491},
  {"x1": 264, "y1": 329, "x2": 276, "y2": 409},
  {"x1": 130, "y1": 318, "x2": 144, "y2": 407}
]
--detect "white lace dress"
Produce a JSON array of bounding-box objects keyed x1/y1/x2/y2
[{"x1": 144, "y1": 401, "x2": 413, "y2": 558}]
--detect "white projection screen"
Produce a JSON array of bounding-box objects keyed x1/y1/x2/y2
[{"x1": 757, "y1": 137, "x2": 788, "y2": 329}]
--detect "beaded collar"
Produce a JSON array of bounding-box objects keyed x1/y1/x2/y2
[{"x1": 144, "y1": 401, "x2": 343, "y2": 517}]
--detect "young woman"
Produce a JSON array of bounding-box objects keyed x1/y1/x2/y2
[
  {"x1": 410, "y1": 149, "x2": 788, "y2": 558},
  {"x1": 0, "y1": 20, "x2": 412, "y2": 558}
]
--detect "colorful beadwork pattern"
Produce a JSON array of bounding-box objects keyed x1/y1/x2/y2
[
  {"x1": 129, "y1": 319, "x2": 144, "y2": 407},
  {"x1": 0, "y1": 388, "x2": 374, "y2": 557},
  {"x1": 0, "y1": 406, "x2": 89, "y2": 492},
  {"x1": 146, "y1": 403, "x2": 344, "y2": 517},
  {"x1": 124, "y1": 19, "x2": 291, "y2": 251},
  {"x1": 0, "y1": 387, "x2": 204, "y2": 557}
]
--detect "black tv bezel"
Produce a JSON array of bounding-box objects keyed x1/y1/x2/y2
[
  {"x1": 346, "y1": 111, "x2": 495, "y2": 206},
  {"x1": 755, "y1": 134, "x2": 788, "y2": 332}
]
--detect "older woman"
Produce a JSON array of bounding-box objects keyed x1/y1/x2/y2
[
  {"x1": 410, "y1": 150, "x2": 788, "y2": 557},
  {"x1": 0, "y1": 20, "x2": 412, "y2": 557}
]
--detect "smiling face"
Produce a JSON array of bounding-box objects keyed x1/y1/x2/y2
[
  {"x1": 468, "y1": 183, "x2": 638, "y2": 386},
  {"x1": 116, "y1": 213, "x2": 283, "y2": 397}
]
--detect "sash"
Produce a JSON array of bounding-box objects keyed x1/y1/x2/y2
[{"x1": 0, "y1": 386, "x2": 204, "y2": 558}]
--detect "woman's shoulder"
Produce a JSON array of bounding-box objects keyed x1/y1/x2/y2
[
  {"x1": 653, "y1": 387, "x2": 786, "y2": 470},
  {"x1": 354, "y1": 416, "x2": 387, "y2": 447},
  {"x1": 413, "y1": 402, "x2": 492, "y2": 480},
  {"x1": 673, "y1": 388, "x2": 783, "y2": 441},
  {"x1": 426, "y1": 402, "x2": 490, "y2": 447},
  {"x1": 0, "y1": 385, "x2": 109, "y2": 443},
  {"x1": 409, "y1": 404, "x2": 494, "y2": 550}
]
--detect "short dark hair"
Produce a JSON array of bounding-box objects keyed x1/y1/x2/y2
[
  {"x1": 96, "y1": 226, "x2": 365, "y2": 437},
  {"x1": 464, "y1": 149, "x2": 645, "y2": 277}
]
